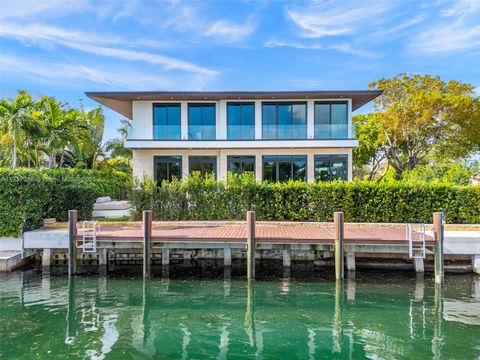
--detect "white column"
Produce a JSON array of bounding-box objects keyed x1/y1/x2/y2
[
  {"x1": 255, "y1": 154, "x2": 262, "y2": 182},
  {"x1": 347, "y1": 150, "x2": 353, "y2": 181},
  {"x1": 218, "y1": 100, "x2": 227, "y2": 140},
  {"x1": 217, "y1": 150, "x2": 223, "y2": 182},
  {"x1": 307, "y1": 99, "x2": 314, "y2": 139},
  {"x1": 307, "y1": 153, "x2": 315, "y2": 183},
  {"x1": 181, "y1": 102, "x2": 188, "y2": 140},
  {"x1": 347, "y1": 98, "x2": 353, "y2": 139},
  {"x1": 254, "y1": 100, "x2": 262, "y2": 139},
  {"x1": 182, "y1": 154, "x2": 189, "y2": 179}
]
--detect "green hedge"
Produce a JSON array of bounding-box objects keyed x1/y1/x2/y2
[
  {"x1": 0, "y1": 168, "x2": 132, "y2": 237},
  {"x1": 130, "y1": 173, "x2": 480, "y2": 224}
]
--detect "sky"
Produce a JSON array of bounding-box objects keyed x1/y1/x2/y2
[{"x1": 1, "y1": 0, "x2": 479, "y2": 140}]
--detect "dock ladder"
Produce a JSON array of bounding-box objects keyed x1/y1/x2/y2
[
  {"x1": 407, "y1": 223, "x2": 425, "y2": 259},
  {"x1": 82, "y1": 221, "x2": 97, "y2": 253}
]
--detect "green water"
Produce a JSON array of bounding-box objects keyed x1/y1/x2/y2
[{"x1": 1, "y1": 269, "x2": 479, "y2": 359}]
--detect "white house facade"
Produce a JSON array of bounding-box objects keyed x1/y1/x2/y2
[{"x1": 86, "y1": 91, "x2": 382, "y2": 183}]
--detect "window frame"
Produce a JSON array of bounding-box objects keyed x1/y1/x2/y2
[
  {"x1": 262, "y1": 155, "x2": 307, "y2": 182},
  {"x1": 314, "y1": 155, "x2": 348, "y2": 181},
  {"x1": 152, "y1": 103, "x2": 181, "y2": 140},
  {"x1": 227, "y1": 155, "x2": 256, "y2": 175},
  {"x1": 226, "y1": 102, "x2": 255, "y2": 140},
  {"x1": 188, "y1": 103, "x2": 216, "y2": 140},
  {"x1": 261, "y1": 102, "x2": 307, "y2": 140},
  {"x1": 153, "y1": 156, "x2": 182, "y2": 184},
  {"x1": 314, "y1": 101, "x2": 348, "y2": 139},
  {"x1": 188, "y1": 156, "x2": 217, "y2": 177}
]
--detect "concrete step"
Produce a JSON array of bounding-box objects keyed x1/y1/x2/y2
[
  {"x1": 92, "y1": 209, "x2": 132, "y2": 218},
  {"x1": 93, "y1": 200, "x2": 131, "y2": 211},
  {"x1": 0, "y1": 251, "x2": 34, "y2": 272}
]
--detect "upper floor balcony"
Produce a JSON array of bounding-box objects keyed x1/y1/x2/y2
[{"x1": 86, "y1": 90, "x2": 382, "y2": 148}]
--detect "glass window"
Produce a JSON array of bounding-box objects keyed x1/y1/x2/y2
[
  {"x1": 314, "y1": 155, "x2": 348, "y2": 181},
  {"x1": 314, "y1": 102, "x2": 348, "y2": 139},
  {"x1": 262, "y1": 102, "x2": 307, "y2": 139},
  {"x1": 154, "y1": 156, "x2": 182, "y2": 184},
  {"x1": 227, "y1": 156, "x2": 255, "y2": 175},
  {"x1": 262, "y1": 155, "x2": 307, "y2": 182},
  {"x1": 189, "y1": 156, "x2": 217, "y2": 177},
  {"x1": 188, "y1": 104, "x2": 216, "y2": 140},
  {"x1": 153, "y1": 103, "x2": 181, "y2": 139},
  {"x1": 227, "y1": 103, "x2": 255, "y2": 140}
]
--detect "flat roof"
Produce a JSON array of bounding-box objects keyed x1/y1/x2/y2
[{"x1": 85, "y1": 90, "x2": 382, "y2": 119}]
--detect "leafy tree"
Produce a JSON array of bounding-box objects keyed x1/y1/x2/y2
[
  {"x1": 400, "y1": 162, "x2": 475, "y2": 186},
  {"x1": 352, "y1": 113, "x2": 387, "y2": 180},
  {"x1": 39, "y1": 96, "x2": 81, "y2": 168},
  {"x1": 105, "y1": 118, "x2": 132, "y2": 159},
  {"x1": 0, "y1": 90, "x2": 33, "y2": 168},
  {"x1": 24, "y1": 107, "x2": 48, "y2": 170},
  {"x1": 369, "y1": 73, "x2": 480, "y2": 174},
  {"x1": 70, "y1": 107, "x2": 105, "y2": 169}
]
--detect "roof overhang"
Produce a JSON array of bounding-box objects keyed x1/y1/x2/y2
[{"x1": 85, "y1": 90, "x2": 382, "y2": 119}]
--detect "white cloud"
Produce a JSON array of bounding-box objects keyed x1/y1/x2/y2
[
  {"x1": 204, "y1": 19, "x2": 256, "y2": 42},
  {"x1": 159, "y1": 1, "x2": 256, "y2": 43},
  {"x1": 0, "y1": 0, "x2": 90, "y2": 20},
  {"x1": 0, "y1": 54, "x2": 211, "y2": 91},
  {"x1": 410, "y1": 0, "x2": 480, "y2": 54},
  {"x1": 286, "y1": 1, "x2": 393, "y2": 38},
  {"x1": 0, "y1": 23, "x2": 218, "y2": 76},
  {"x1": 264, "y1": 39, "x2": 375, "y2": 57}
]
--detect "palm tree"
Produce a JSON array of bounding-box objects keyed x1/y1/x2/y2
[
  {"x1": 0, "y1": 90, "x2": 32, "y2": 168},
  {"x1": 105, "y1": 118, "x2": 132, "y2": 159},
  {"x1": 23, "y1": 106, "x2": 48, "y2": 170},
  {"x1": 39, "y1": 96, "x2": 79, "y2": 168},
  {"x1": 74, "y1": 107, "x2": 105, "y2": 169}
]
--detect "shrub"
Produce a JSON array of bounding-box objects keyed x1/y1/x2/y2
[
  {"x1": 130, "y1": 173, "x2": 480, "y2": 224},
  {"x1": 0, "y1": 168, "x2": 132, "y2": 237}
]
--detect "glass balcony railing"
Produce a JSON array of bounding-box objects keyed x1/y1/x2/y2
[
  {"x1": 262, "y1": 125, "x2": 307, "y2": 140},
  {"x1": 314, "y1": 124, "x2": 351, "y2": 139},
  {"x1": 153, "y1": 125, "x2": 181, "y2": 140},
  {"x1": 188, "y1": 125, "x2": 216, "y2": 140},
  {"x1": 126, "y1": 123, "x2": 356, "y2": 141},
  {"x1": 227, "y1": 125, "x2": 255, "y2": 140}
]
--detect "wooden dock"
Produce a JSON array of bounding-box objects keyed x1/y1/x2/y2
[
  {"x1": 49, "y1": 210, "x2": 447, "y2": 279},
  {"x1": 7, "y1": 210, "x2": 474, "y2": 277}
]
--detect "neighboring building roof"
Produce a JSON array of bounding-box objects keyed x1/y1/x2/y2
[{"x1": 85, "y1": 90, "x2": 383, "y2": 119}]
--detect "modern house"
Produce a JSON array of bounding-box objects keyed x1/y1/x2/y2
[{"x1": 86, "y1": 91, "x2": 382, "y2": 183}]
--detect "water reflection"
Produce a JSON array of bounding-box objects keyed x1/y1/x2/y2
[{"x1": 0, "y1": 271, "x2": 479, "y2": 359}]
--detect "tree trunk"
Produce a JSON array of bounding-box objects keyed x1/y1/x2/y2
[
  {"x1": 59, "y1": 149, "x2": 65, "y2": 168},
  {"x1": 35, "y1": 145, "x2": 39, "y2": 171},
  {"x1": 12, "y1": 139, "x2": 17, "y2": 168},
  {"x1": 49, "y1": 150, "x2": 56, "y2": 168}
]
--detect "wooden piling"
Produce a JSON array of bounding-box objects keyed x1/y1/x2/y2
[
  {"x1": 143, "y1": 210, "x2": 153, "y2": 278},
  {"x1": 334, "y1": 212, "x2": 344, "y2": 280},
  {"x1": 433, "y1": 212, "x2": 444, "y2": 284},
  {"x1": 246, "y1": 211, "x2": 256, "y2": 280},
  {"x1": 68, "y1": 210, "x2": 78, "y2": 276}
]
